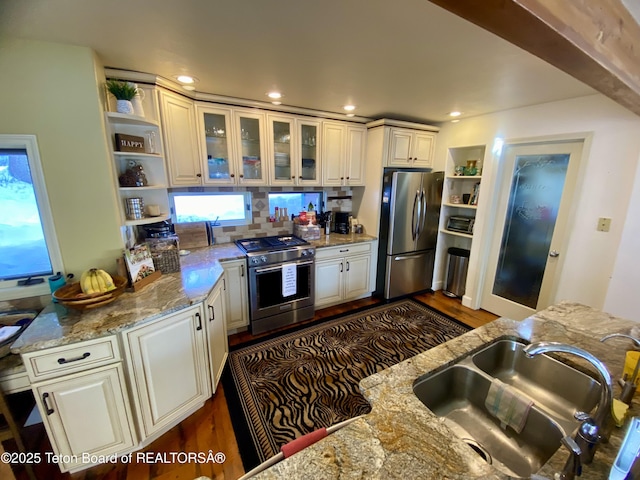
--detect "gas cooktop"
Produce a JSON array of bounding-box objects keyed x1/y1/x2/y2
[{"x1": 235, "y1": 235, "x2": 309, "y2": 254}]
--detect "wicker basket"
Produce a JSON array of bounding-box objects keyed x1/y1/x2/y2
[
  {"x1": 148, "y1": 236, "x2": 181, "y2": 273},
  {"x1": 52, "y1": 275, "x2": 128, "y2": 311}
]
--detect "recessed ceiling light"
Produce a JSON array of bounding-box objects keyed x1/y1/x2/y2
[
  {"x1": 346, "y1": 113, "x2": 355, "y2": 117},
  {"x1": 449, "y1": 111, "x2": 462, "y2": 117},
  {"x1": 271, "y1": 101, "x2": 282, "y2": 105},
  {"x1": 176, "y1": 75, "x2": 197, "y2": 84},
  {"x1": 267, "y1": 92, "x2": 283, "y2": 99},
  {"x1": 343, "y1": 105, "x2": 356, "y2": 112},
  {"x1": 183, "y1": 85, "x2": 196, "y2": 91},
  {"x1": 451, "y1": 119, "x2": 460, "y2": 123}
]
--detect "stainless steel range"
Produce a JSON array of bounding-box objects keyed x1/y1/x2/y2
[{"x1": 236, "y1": 235, "x2": 315, "y2": 334}]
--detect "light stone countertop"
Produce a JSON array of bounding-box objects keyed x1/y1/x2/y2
[
  {"x1": 253, "y1": 302, "x2": 640, "y2": 480},
  {"x1": 8, "y1": 234, "x2": 377, "y2": 355}
]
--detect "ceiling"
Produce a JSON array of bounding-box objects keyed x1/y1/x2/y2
[{"x1": 0, "y1": 0, "x2": 596, "y2": 124}]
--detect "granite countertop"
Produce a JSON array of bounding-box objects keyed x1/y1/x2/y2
[
  {"x1": 253, "y1": 302, "x2": 640, "y2": 480},
  {"x1": 8, "y1": 234, "x2": 377, "y2": 355}
]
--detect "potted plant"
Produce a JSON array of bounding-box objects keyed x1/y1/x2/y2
[{"x1": 106, "y1": 79, "x2": 139, "y2": 115}]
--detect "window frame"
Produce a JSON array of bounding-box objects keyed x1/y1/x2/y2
[
  {"x1": 168, "y1": 190, "x2": 252, "y2": 226},
  {"x1": 0, "y1": 134, "x2": 64, "y2": 300}
]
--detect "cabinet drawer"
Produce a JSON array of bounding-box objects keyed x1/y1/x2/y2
[
  {"x1": 23, "y1": 336, "x2": 121, "y2": 382},
  {"x1": 315, "y1": 242, "x2": 371, "y2": 260}
]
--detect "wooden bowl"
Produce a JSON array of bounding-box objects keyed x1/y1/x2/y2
[{"x1": 53, "y1": 275, "x2": 128, "y2": 311}]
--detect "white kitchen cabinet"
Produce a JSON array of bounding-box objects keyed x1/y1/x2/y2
[
  {"x1": 204, "y1": 277, "x2": 228, "y2": 392},
  {"x1": 159, "y1": 89, "x2": 202, "y2": 186},
  {"x1": 315, "y1": 242, "x2": 373, "y2": 308},
  {"x1": 322, "y1": 121, "x2": 366, "y2": 186},
  {"x1": 268, "y1": 114, "x2": 321, "y2": 186},
  {"x1": 32, "y1": 364, "x2": 137, "y2": 472},
  {"x1": 195, "y1": 103, "x2": 237, "y2": 185},
  {"x1": 220, "y1": 259, "x2": 249, "y2": 332},
  {"x1": 122, "y1": 305, "x2": 209, "y2": 440},
  {"x1": 387, "y1": 127, "x2": 436, "y2": 167},
  {"x1": 23, "y1": 336, "x2": 136, "y2": 473},
  {"x1": 233, "y1": 108, "x2": 268, "y2": 185}
]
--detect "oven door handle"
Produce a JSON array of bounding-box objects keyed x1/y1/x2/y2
[{"x1": 254, "y1": 260, "x2": 314, "y2": 274}]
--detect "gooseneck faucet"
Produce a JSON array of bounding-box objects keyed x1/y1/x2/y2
[{"x1": 523, "y1": 342, "x2": 613, "y2": 479}]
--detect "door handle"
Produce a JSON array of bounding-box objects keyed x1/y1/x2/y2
[
  {"x1": 196, "y1": 312, "x2": 202, "y2": 331},
  {"x1": 57, "y1": 352, "x2": 90, "y2": 364},
  {"x1": 394, "y1": 253, "x2": 425, "y2": 261},
  {"x1": 241, "y1": 264, "x2": 245, "y2": 277},
  {"x1": 340, "y1": 262, "x2": 343, "y2": 273},
  {"x1": 42, "y1": 392, "x2": 54, "y2": 416},
  {"x1": 549, "y1": 250, "x2": 560, "y2": 257},
  {"x1": 346, "y1": 261, "x2": 350, "y2": 271},
  {"x1": 411, "y1": 190, "x2": 419, "y2": 240},
  {"x1": 208, "y1": 304, "x2": 214, "y2": 321}
]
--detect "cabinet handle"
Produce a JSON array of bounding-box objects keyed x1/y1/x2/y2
[
  {"x1": 241, "y1": 264, "x2": 245, "y2": 277},
  {"x1": 239, "y1": 174, "x2": 244, "y2": 178},
  {"x1": 57, "y1": 352, "x2": 90, "y2": 364},
  {"x1": 42, "y1": 392, "x2": 54, "y2": 416},
  {"x1": 339, "y1": 249, "x2": 349, "y2": 253},
  {"x1": 208, "y1": 304, "x2": 214, "y2": 322},
  {"x1": 291, "y1": 176, "x2": 295, "y2": 179},
  {"x1": 346, "y1": 261, "x2": 350, "y2": 271},
  {"x1": 196, "y1": 173, "x2": 202, "y2": 178},
  {"x1": 340, "y1": 177, "x2": 344, "y2": 180},
  {"x1": 196, "y1": 312, "x2": 202, "y2": 331},
  {"x1": 299, "y1": 175, "x2": 303, "y2": 179},
  {"x1": 223, "y1": 278, "x2": 226, "y2": 290},
  {"x1": 230, "y1": 173, "x2": 235, "y2": 178},
  {"x1": 346, "y1": 176, "x2": 350, "y2": 180},
  {"x1": 340, "y1": 262, "x2": 343, "y2": 273}
]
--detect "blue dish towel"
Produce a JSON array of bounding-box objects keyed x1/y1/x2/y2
[{"x1": 485, "y1": 378, "x2": 534, "y2": 433}]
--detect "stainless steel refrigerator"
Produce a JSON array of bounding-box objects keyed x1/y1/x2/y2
[{"x1": 375, "y1": 169, "x2": 444, "y2": 299}]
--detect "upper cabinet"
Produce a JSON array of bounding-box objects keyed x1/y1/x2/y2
[
  {"x1": 196, "y1": 104, "x2": 236, "y2": 185},
  {"x1": 159, "y1": 89, "x2": 201, "y2": 186},
  {"x1": 268, "y1": 114, "x2": 321, "y2": 186},
  {"x1": 387, "y1": 127, "x2": 436, "y2": 168},
  {"x1": 233, "y1": 108, "x2": 268, "y2": 185},
  {"x1": 322, "y1": 121, "x2": 366, "y2": 186}
]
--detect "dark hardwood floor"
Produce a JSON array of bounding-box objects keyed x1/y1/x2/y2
[{"x1": 6, "y1": 291, "x2": 497, "y2": 480}]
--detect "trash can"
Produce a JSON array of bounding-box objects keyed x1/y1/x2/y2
[{"x1": 443, "y1": 247, "x2": 470, "y2": 298}]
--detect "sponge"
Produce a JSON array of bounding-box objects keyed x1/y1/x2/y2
[{"x1": 612, "y1": 398, "x2": 630, "y2": 427}]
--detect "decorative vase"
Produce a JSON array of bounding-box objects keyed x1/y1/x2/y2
[
  {"x1": 129, "y1": 83, "x2": 145, "y2": 117},
  {"x1": 116, "y1": 99, "x2": 134, "y2": 115},
  {"x1": 464, "y1": 160, "x2": 478, "y2": 176}
]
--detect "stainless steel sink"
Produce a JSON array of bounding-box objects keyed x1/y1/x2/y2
[
  {"x1": 472, "y1": 338, "x2": 601, "y2": 431},
  {"x1": 412, "y1": 337, "x2": 602, "y2": 479}
]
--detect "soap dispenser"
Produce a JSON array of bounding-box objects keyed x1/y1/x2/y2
[{"x1": 610, "y1": 417, "x2": 640, "y2": 480}]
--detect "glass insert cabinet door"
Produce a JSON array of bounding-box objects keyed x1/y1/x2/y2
[
  {"x1": 298, "y1": 121, "x2": 319, "y2": 184},
  {"x1": 202, "y1": 110, "x2": 232, "y2": 182},
  {"x1": 235, "y1": 111, "x2": 266, "y2": 184},
  {"x1": 271, "y1": 118, "x2": 293, "y2": 182}
]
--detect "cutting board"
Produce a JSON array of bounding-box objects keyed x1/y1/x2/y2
[{"x1": 174, "y1": 222, "x2": 210, "y2": 249}]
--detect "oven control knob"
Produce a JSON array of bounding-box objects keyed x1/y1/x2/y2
[
  {"x1": 250, "y1": 257, "x2": 259, "y2": 265},
  {"x1": 260, "y1": 256, "x2": 267, "y2": 263}
]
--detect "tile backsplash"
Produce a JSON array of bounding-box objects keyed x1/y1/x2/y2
[{"x1": 193, "y1": 186, "x2": 355, "y2": 244}]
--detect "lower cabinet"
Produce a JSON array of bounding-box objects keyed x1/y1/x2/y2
[
  {"x1": 31, "y1": 363, "x2": 136, "y2": 472},
  {"x1": 204, "y1": 277, "x2": 229, "y2": 392},
  {"x1": 315, "y1": 242, "x2": 373, "y2": 308},
  {"x1": 122, "y1": 304, "x2": 210, "y2": 440},
  {"x1": 221, "y1": 258, "x2": 249, "y2": 331}
]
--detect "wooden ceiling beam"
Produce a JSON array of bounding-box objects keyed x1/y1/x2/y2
[{"x1": 429, "y1": 0, "x2": 640, "y2": 116}]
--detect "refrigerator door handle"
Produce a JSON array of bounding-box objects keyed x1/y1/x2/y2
[
  {"x1": 411, "y1": 190, "x2": 419, "y2": 241},
  {"x1": 416, "y1": 189, "x2": 426, "y2": 237},
  {"x1": 394, "y1": 253, "x2": 426, "y2": 261}
]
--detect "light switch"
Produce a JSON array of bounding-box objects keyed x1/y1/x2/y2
[{"x1": 597, "y1": 217, "x2": 611, "y2": 232}]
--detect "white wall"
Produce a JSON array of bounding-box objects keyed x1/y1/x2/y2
[
  {"x1": 0, "y1": 38, "x2": 123, "y2": 278},
  {"x1": 433, "y1": 94, "x2": 640, "y2": 319}
]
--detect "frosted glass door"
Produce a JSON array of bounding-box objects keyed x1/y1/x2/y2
[
  {"x1": 481, "y1": 141, "x2": 583, "y2": 320},
  {"x1": 493, "y1": 154, "x2": 569, "y2": 308}
]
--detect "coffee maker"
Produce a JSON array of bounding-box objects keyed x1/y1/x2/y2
[{"x1": 334, "y1": 212, "x2": 352, "y2": 234}]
